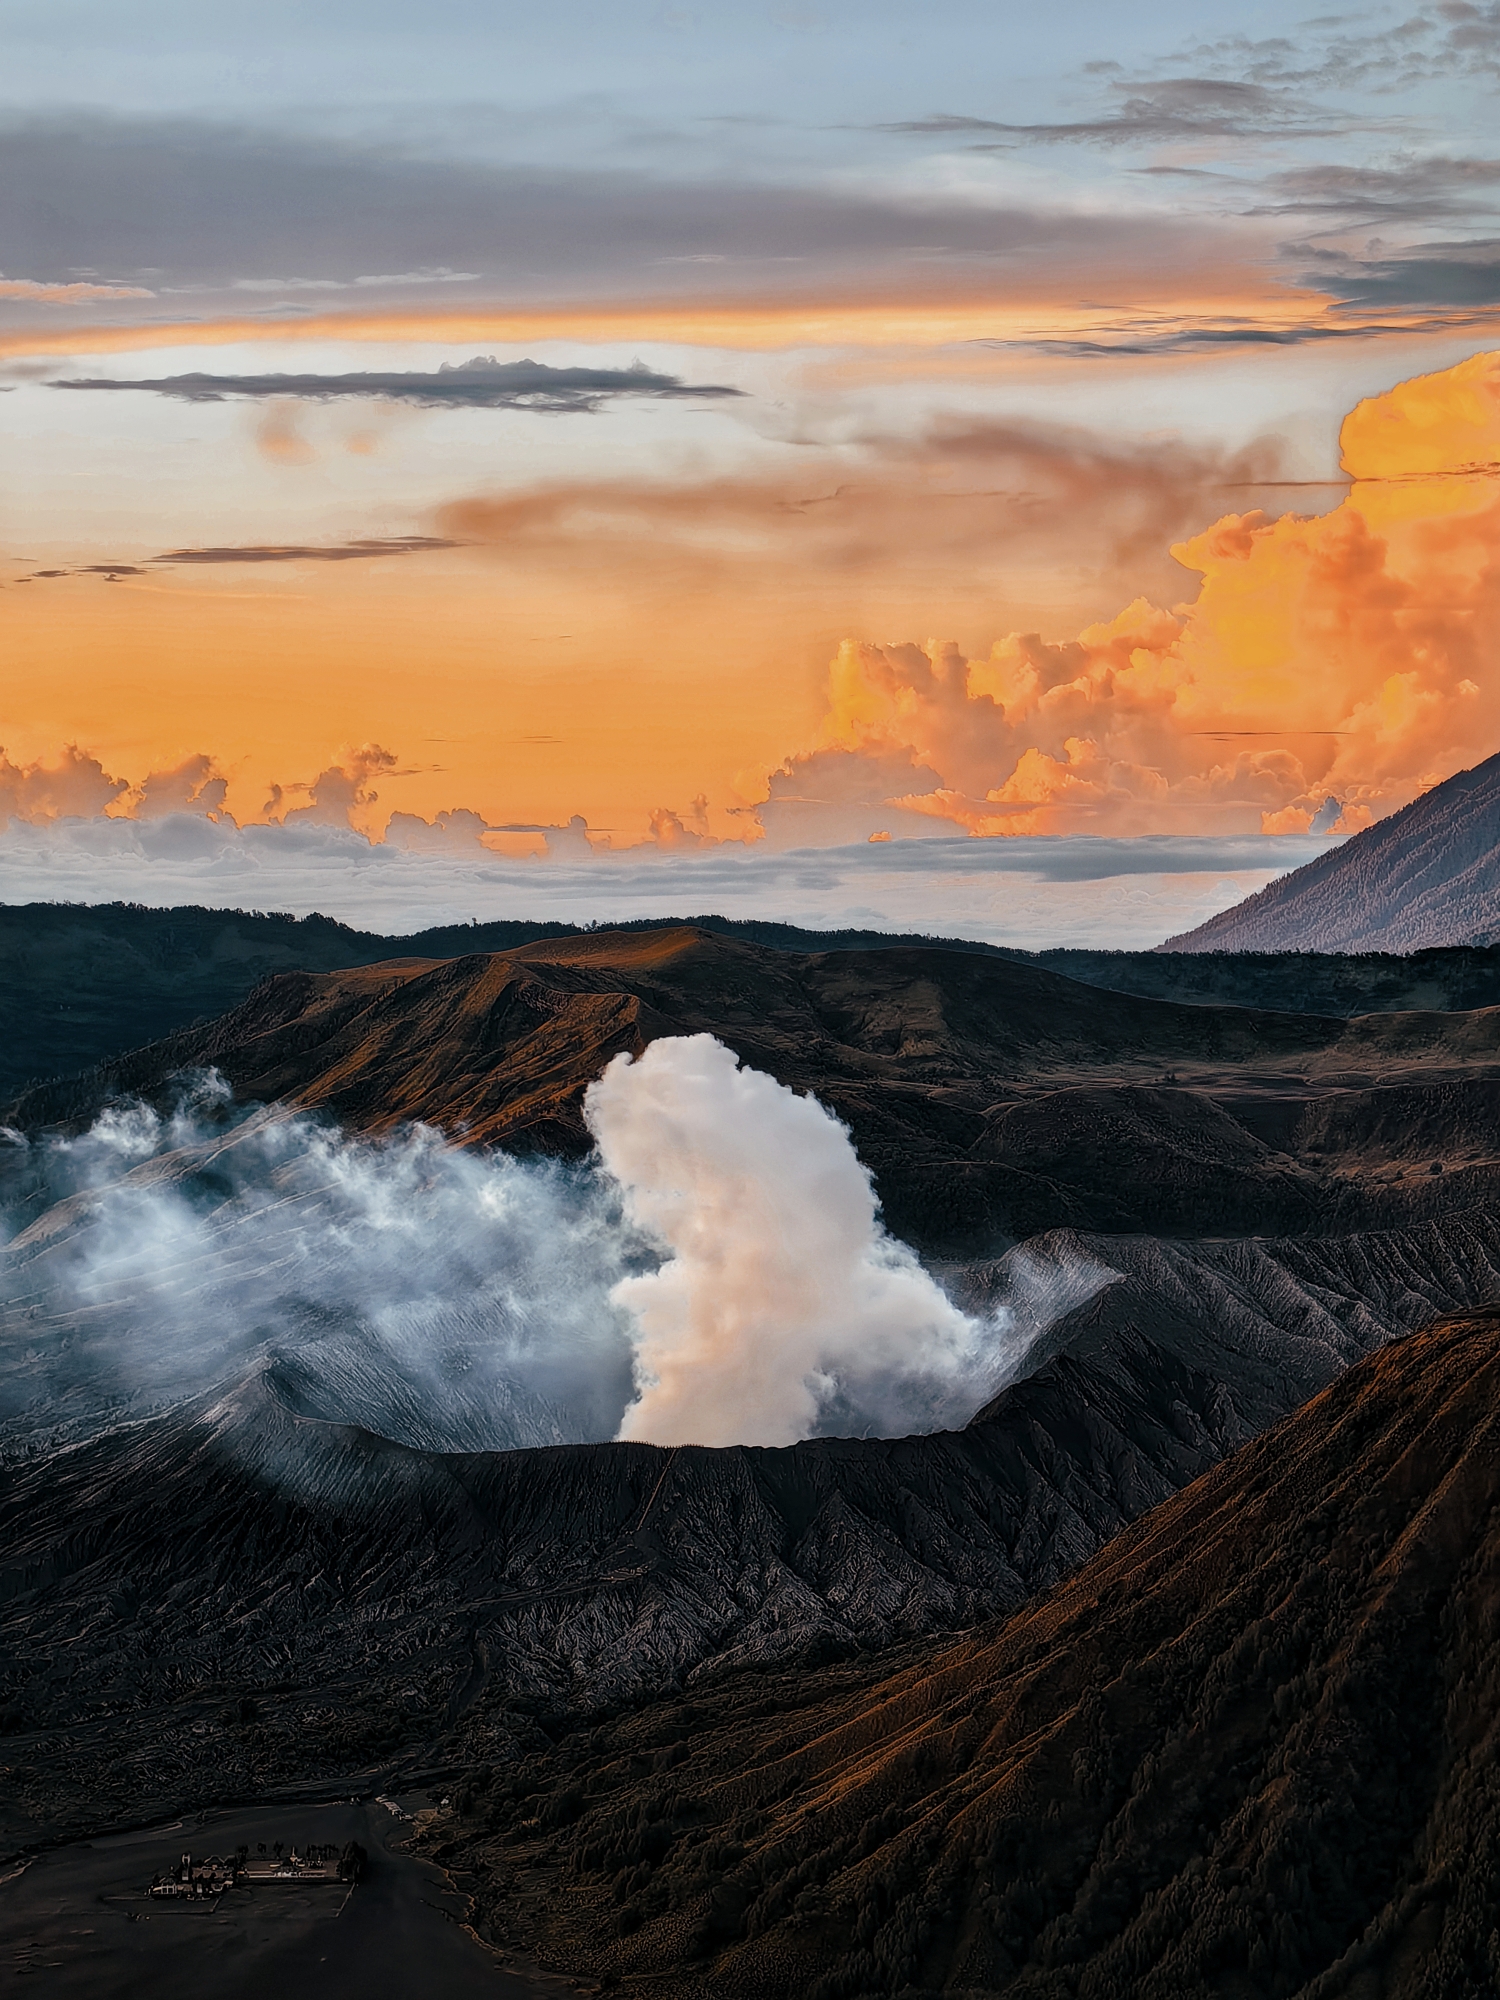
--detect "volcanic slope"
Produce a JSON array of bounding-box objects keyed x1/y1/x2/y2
[
  {"x1": 9, "y1": 898, "x2": 1500, "y2": 1103},
  {"x1": 13, "y1": 926, "x2": 1500, "y2": 1251},
  {"x1": 5, "y1": 1212, "x2": 1500, "y2": 1852},
  {"x1": 432, "y1": 1311, "x2": 1500, "y2": 2000},
  {"x1": 1167, "y1": 748, "x2": 1500, "y2": 953}
]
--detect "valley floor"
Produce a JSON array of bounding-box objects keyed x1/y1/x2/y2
[{"x1": 0, "y1": 1798, "x2": 566, "y2": 1999}]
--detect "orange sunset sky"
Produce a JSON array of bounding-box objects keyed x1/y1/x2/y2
[{"x1": 5, "y1": 1, "x2": 1500, "y2": 941}]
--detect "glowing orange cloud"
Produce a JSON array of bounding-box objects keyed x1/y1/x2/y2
[
  {"x1": 776, "y1": 349, "x2": 1500, "y2": 838},
  {"x1": 7, "y1": 352, "x2": 1500, "y2": 852}
]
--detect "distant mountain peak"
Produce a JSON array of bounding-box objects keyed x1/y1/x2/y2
[{"x1": 1164, "y1": 751, "x2": 1500, "y2": 953}]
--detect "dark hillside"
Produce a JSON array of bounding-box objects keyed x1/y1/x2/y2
[
  {"x1": 438, "y1": 1312, "x2": 1500, "y2": 1999},
  {"x1": 14, "y1": 926, "x2": 1500, "y2": 1252},
  {"x1": 4, "y1": 1211, "x2": 1498, "y2": 1856},
  {"x1": 7, "y1": 899, "x2": 1500, "y2": 1103}
]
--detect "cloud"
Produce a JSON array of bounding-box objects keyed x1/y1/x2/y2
[
  {"x1": 1007, "y1": 311, "x2": 1492, "y2": 358},
  {"x1": 881, "y1": 77, "x2": 1341, "y2": 148},
  {"x1": 0, "y1": 274, "x2": 155, "y2": 302},
  {"x1": 154, "y1": 536, "x2": 459, "y2": 563},
  {"x1": 383, "y1": 807, "x2": 494, "y2": 852},
  {"x1": 53, "y1": 355, "x2": 743, "y2": 412},
  {"x1": 437, "y1": 413, "x2": 1295, "y2": 614},
  {"x1": 1163, "y1": 6, "x2": 1500, "y2": 90},
  {"x1": 0, "y1": 744, "x2": 127, "y2": 822},
  {"x1": 0, "y1": 113, "x2": 1208, "y2": 316},
  {"x1": 754, "y1": 350, "x2": 1500, "y2": 839},
  {"x1": 1308, "y1": 241, "x2": 1500, "y2": 309},
  {"x1": 229, "y1": 267, "x2": 481, "y2": 292},
  {"x1": 0, "y1": 809, "x2": 1327, "y2": 950},
  {"x1": 1259, "y1": 157, "x2": 1500, "y2": 224},
  {"x1": 122, "y1": 753, "x2": 229, "y2": 822},
  {"x1": 274, "y1": 743, "x2": 398, "y2": 833}
]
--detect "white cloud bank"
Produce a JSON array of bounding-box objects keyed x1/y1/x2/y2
[{"x1": 0, "y1": 812, "x2": 1330, "y2": 949}]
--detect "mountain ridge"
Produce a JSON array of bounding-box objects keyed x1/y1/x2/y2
[
  {"x1": 432, "y1": 1310, "x2": 1500, "y2": 1998},
  {"x1": 13, "y1": 926, "x2": 1500, "y2": 1256},
  {"x1": 6, "y1": 1207, "x2": 1500, "y2": 1854},
  {"x1": 1166, "y1": 750, "x2": 1500, "y2": 953},
  {"x1": 10, "y1": 897, "x2": 1500, "y2": 1107}
]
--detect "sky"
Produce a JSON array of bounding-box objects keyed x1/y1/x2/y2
[{"x1": 4, "y1": 1, "x2": 1500, "y2": 945}]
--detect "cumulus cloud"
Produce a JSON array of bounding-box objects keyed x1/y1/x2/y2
[
  {"x1": 755, "y1": 349, "x2": 1500, "y2": 837},
  {"x1": 54, "y1": 355, "x2": 743, "y2": 413},
  {"x1": 0, "y1": 744, "x2": 127, "y2": 823},
  {"x1": 274, "y1": 743, "x2": 399, "y2": 832},
  {"x1": 383, "y1": 806, "x2": 494, "y2": 852},
  {"x1": 122, "y1": 753, "x2": 230, "y2": 821},
  {"x1": 585, "y1": 1035, "x2": 1017, "y2": 1446}
]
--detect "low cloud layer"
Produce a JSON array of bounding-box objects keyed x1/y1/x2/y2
[
  {"x1": 54, "y1": 355, "x2": 742, "y2": 413},
  {"x1": 0, "y1": 809, "x2": 1326, "y2": 949}
]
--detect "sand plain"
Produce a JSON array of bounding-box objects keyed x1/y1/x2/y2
[{"x1": 0, "y1": 1798, "x2": 565, "y2": 1997}]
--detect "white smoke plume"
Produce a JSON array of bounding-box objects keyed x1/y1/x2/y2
[
  {"x1": 1, "y1": 1045, "x2": 1088, "y2": 1460},
  {"x1": 585, "y1": 1034, "x2": 1018, "y2": 1447},
  {"x1": 0, "y1": 1075, "x2": 641, "y2": 1458}
]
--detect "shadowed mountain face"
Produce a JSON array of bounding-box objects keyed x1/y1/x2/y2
[
  {"x1": 9, "y1": 898, "x2": 1500, "y2": 1110},
  {"x1": 7, "y1": 922, "x2": 1500, "y2": 1890},
  {"x1": 11, "y1": 926, "x2": 1500, "y2": 1253},
  {"x1": 1168, "y1": 749, "x2": 1500, "y2": 954},
  {"x1": 3, "y1": 1212, "x2": 1498, "y2": 1854},
  {"x1": 431, "y1": 1314, "x2": 1500, "y2": 2000}
]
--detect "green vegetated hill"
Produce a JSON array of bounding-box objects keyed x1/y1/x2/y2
[
  {"x1": 428, "y1": 1312, "x2": 1500, "y2": 2000},
  {"x1": 6, "y1": 898, "x2": 1500, "y2": 1104}
]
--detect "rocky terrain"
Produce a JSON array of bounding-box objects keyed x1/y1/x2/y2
[
  {"x1": 8, "y1": 897, "x2": 1500, "y2": 1105},
  {"x1": 12, "y1": 926, "x2": 1500, "y2": 1255},
  {"x1": 430, "y1": 1312, "x2": 1500, "y2": 1999},
  {"x1": 1168, "y1": 748, "x2": 1500, "y2": 954},
  {"x1": 6, "y1": 915, "x2": 1500, "y2": 1990},
  {"x1": 4, "y1": 1211, "x2": 1499, "y2": 1856}
]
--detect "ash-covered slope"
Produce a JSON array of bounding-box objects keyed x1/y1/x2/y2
[
  {"x1": 11, "y1": 898, "x2": 1500, "y2": 1105},
  {"x1": 14, "y1": 926, "x2": 1500, "y2": 1253},
  {"x1": 1167, "y1": 750, "x2": 1500, "y2": 953},
  {"x1": 4, "y1": 1211, "x2": 1499, "y2": 1850},
  {"x1": 447, "y1": 1311, "x2": 1500, "y2": 2000}
]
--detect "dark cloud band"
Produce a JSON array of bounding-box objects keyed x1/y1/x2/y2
[
  {"x1": 155, "y1": 537, "x2": 461, "y2": 564},
  {"x1": 52, "y1": 356, "x2": 742, "y2": 412}
]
